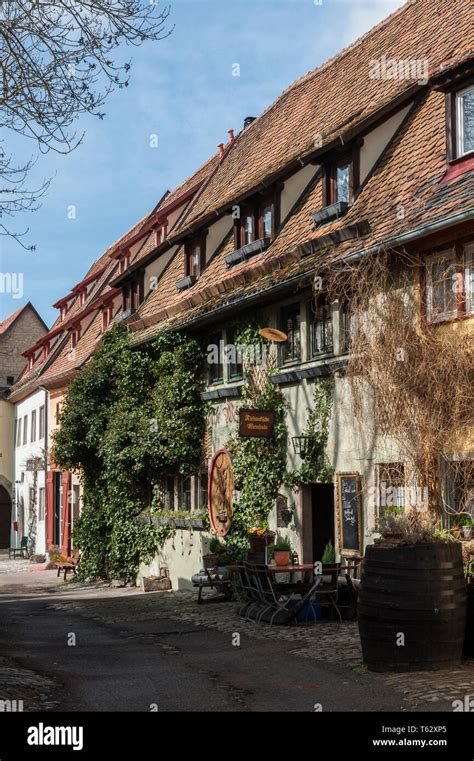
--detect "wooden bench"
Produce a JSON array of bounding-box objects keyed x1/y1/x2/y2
[{"x1": 56, "y1": 551, "x2": 80, "y2": 581}]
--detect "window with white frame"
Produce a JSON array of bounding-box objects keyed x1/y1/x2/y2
[
  {"x1": 456, "y1": 85, "x2": 474, "y2": 158},
  {"x1": 31, "y1": 410, "x2": 37, "y2": 443},
  {"x1": 425, "y1": 250, "x2": 458, "y2": 322},
  {"x1": 38, "y1": 487, "x2": 45, "y2": 521},
  {"x1": 39, "y1": 406, "x2": 45, "y2": 439}
]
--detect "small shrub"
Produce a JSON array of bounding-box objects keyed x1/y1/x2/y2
[{"x1": 322, "y1": 540, "x2": 336, "y2": 564}]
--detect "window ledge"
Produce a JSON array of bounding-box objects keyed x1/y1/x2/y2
[
  {"x1": 269, "y1": 370, "x2": 299, "y2": 385},
  {"x1": 224, "y1": 237, "x2": 269, "y2": 268},
  {"x1": 201, "y1": 385, "x2": 242, "y2": 401},
  {"x1": 312, "y1": 201, "x2": 349, "y2": 227},
  {"x1": 176, "y1": 274, "x2": 197, "y2": 291}
]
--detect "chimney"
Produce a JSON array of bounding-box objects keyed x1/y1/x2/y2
[
  {"x1": 228, "y1": 129, "x2": 235, "y2": 143},
  {"x1": 243, "y1": 116, "x2": 256, "y2": 129},
  {"x1": 218, "y1": 143, "x2": 225, "y2": 158}
]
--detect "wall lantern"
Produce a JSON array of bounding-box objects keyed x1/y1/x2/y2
[{"x1": 292, "y1": 436, "x2": 312, "y2": 459}]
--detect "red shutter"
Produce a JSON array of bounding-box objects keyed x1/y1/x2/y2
[
  {"x1": 46, "y1": 471, "x2": 54, "y2": 551},
  {"x1": 61, "y1": 471, "x2": 71, "y2": 557}
]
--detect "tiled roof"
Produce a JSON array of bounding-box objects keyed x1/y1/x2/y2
[
  {"x1": 130, "y1": 82, "x2": 474, "y2": 343},
  {"x1": 170, "y1": 0, "x2": 474, "y2": 239},
  {"x1": 0, "y1": 304, "x2": 27, "y2": 335}
]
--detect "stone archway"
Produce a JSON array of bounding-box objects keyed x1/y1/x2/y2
[{"x1": 0, "y1": 485, "x2": 12, "y2": 549}]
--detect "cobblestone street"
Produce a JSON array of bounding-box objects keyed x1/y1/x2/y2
[{"x1": 1, "y1": 554, "x2": 474, "y2": 712}]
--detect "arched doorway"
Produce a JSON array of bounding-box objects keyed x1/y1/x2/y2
[{"x1": 0, "y1": 486, "x2": 12, "y2": 549}]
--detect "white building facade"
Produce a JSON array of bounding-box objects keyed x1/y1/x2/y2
[{"x1": 12, "y1": 388, "x2": 48, "y2": 555}]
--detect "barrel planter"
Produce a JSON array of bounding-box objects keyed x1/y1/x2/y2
[{"x1": 358, "y1": 542, "x2": 467, "y2": 672}]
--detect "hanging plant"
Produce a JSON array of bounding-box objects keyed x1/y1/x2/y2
[{"x1": 224, "y1": 324, "x2": 288, "y2": 558}]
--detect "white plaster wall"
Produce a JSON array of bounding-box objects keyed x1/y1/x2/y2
[
  {"x1": 138, "y1": 528, "x2": 214, "y2": 590},
  {"x1": 280, "y1": 164, "x2": 319, "y2": 223},
  {"x1": 206, "y1": 216, "x2": 233, "y2": 263},
  {"x1": 360, "y1": 105, "x2": 412, "y2": 183},
  {"x1": 13, "y1": 388, "x2": 47, "y2": 554}
]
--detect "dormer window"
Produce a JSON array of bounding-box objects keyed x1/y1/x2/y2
[
  {"x1": 101, "y1": 304, "x2": 114, "y2": 332},
  {"x1": 335, "y1": 162, "x2": 350, "y2": 204},
  {"x1": 42, "y1": 342, "x2": 50, "y2": 361},
  {"x1": 238, "y1": 193, "x2": 278, "y2": 249},
  {"x1": 185, "y1": 233, "x2": 206, "y2": 279},
  {"x1": 456, "y1": 84, "x2": 474, "y2": 158},
  {"x1": 70, "y1": 326, "x2": 81, "y2": 349},
  {"x1": 79, "y1": 289, "x2": 87, "y2": 307},
  {"x1": 323, "y1": 150, "x2": 358, "y2": 207},
  {"x1": 119, "y1": 251, "x2": 131, "y2": 275},
  {"x1": 60, "y1": 303, "x2": 68, "y2": 321},
  {"x1": 27, "y1": 354, "x2": 34, "y2": 371}
]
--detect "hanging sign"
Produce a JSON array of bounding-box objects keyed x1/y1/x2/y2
[
  {"x1": 208, "y1": 449, "x2": 234, "y2": 537},
  {"x1": 239, "y1": 409, "x2": 275, "y2": 438}
]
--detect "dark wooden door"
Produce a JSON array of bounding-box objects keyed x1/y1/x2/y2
[
  {"x1": 0, "y1": 486, "x2": 12, "y2": 549},
  {"x1": 311, "y1": 483, "x2": 335, "y2": 563}
]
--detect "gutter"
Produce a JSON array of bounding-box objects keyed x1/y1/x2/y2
[
  {"x1": 340, "y1": 207, "x2": 474, "y2": 263},
  {"x1": 132, "y1": 207, "x2": 474, "y2": 342}
]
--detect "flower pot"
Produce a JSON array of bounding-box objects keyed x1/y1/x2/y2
[
  {"x1": 274, "y1": 550, "x2": 290, "y2": 566},
  {"x1": 358, "y1": 542, "x2": 467, "y2": 672},
  {"x1": 248, "y1": 532, "x2": 275, "y2": 552},
  {"x1": 462, "y1": 526, "x2": 474, "y2": 540}
]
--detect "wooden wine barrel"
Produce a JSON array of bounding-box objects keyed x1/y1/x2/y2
[{"x1": 358, "y1": 543, "x2": 467, "y2": 672}]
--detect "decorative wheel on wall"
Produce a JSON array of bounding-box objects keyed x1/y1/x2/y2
[{"x1": 208, "y1": 449, "x2": 234, "y2": 536}]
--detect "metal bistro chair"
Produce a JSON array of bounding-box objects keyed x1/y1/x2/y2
[
  {"x1": 243, "y1": 562, "x2": 323, "y2": 626},
  {"x1": 312, "y1": 563, "x2": 343, "y2": 623},
  {"x1": 240, "y1": 562, "x2": 274, "y2": 621},
  {"x1": 9, "y1": 536, "x2": 28, "y2": 559}
]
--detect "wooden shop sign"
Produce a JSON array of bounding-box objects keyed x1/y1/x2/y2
[{"x1": 239, "y1": 409, "x2": 275, "y2": 438}]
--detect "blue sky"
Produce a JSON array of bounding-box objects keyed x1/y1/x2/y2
[{"x1": 0, "y1": 0, "x2": 404, "y2": 326}]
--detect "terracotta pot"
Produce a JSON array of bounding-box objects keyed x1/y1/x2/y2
[{"x1": 274, "y1": 550, "x2": 290, "y2": 566}]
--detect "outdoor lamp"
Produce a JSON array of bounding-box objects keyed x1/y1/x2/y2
[{"x1": 292, "y1": 436, "x2": 312, "y2": 459}]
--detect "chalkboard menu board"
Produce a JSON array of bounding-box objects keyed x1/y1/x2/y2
[{"x1": 337, "y1": 473, "x2": 362, "y2": 554}]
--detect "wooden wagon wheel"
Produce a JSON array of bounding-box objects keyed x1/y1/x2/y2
[{"x1": 208, "y1": 449, "x2": 234, "y2": 537}]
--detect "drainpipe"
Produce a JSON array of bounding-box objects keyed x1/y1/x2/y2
[{"x1": 38, "y1": 386, "x2": 49, "y2": 550}]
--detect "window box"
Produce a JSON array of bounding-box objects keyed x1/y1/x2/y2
[
  {"x1": 269, "y1": 370, "x2": 299, "y2": 385},
  {"x1": 224, "y1": 238, "x2": 268, "y2": 268},
  {"x1": 176, "y1": 274, "x2": 197, "y2": 291},
  {"x1": 312, "y1": 201, "x2": 349, "y2": 227}
]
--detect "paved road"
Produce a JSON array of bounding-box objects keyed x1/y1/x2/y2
[{"x1": 0, "y1": 564, "x2": 418, "y2": 713}]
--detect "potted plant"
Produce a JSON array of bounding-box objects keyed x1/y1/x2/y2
[
  {"x1": 321, "y1": 540, "x2": 336, "y2": 567},
  {"x1": 203, "y1": 537, "x2": 223, "y2": 569},
  {"x1": 273, "y1": 537, "x2": 291, "y2": 566},
  {"x1": 358, "y1": 508, "x2": 467, "y2": 672},
  {"x1": 247, "y1": 528, "x2": 275, "y2": 552}
]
